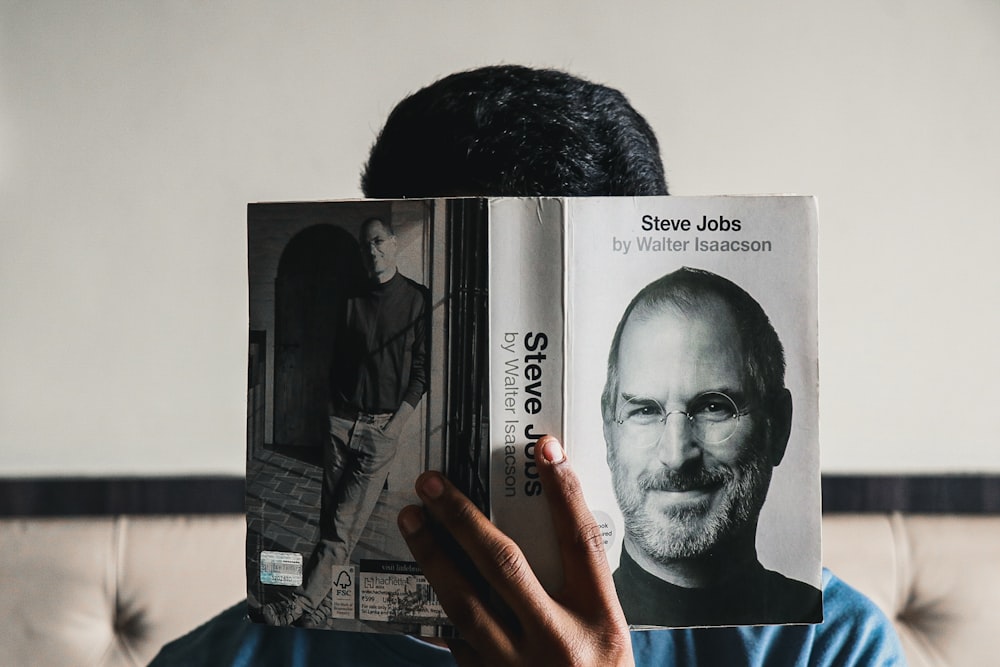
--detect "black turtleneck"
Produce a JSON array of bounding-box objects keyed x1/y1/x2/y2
[
  {"x1": 613, "y1": 545, "x2": 822, "y2": 628},
  {"x1": 329, "y1": 270, "x2": 429, "y2": 413}
]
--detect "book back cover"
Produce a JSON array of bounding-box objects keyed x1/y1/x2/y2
[{"x1": 246, "y1": 198, "x2": 487, "y2": 635}]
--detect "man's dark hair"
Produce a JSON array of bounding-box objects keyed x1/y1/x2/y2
[
  {"x1": 361, "y1": 65, "x2": 668, "y2": 198},
  {"x1": 601, "y1": 267, "x2": 786, "y2": 424}
]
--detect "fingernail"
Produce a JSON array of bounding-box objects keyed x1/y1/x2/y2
[
  {"x1": 398, "y1": 507, "x2": 424, "y2": 536},
  {"x1": 540, "y1": 436, "x2": 564, "y2": 463},
  {"x1": 420, "y1": 472, "x2": 445, "y2": 499}
]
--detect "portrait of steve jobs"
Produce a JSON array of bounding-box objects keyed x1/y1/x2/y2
[{"x1": 601, "y1": 266, "x2": 822, "y2": 627}]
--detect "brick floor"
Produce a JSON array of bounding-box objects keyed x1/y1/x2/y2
[{"x1": 246, "y1": 446, "x2": 414, "y2": 611}]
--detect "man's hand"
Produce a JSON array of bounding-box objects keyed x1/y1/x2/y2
[
  {"x1": 397, "y1": 435, "x2": 634, "y2": 667},
  {"x1": 382, "y1": 402, "x2": 415, "y2": 440}
]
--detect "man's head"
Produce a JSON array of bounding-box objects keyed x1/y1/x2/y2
[
  {"x1": 601, "y1": 267, "x2": 792, "y2": 562},
  {"x1": 359, "y1": 217, "x2": 398, "y2": 283},
  {"x1": 361, "y1": 65, "x2": 668, "y2": 198}
]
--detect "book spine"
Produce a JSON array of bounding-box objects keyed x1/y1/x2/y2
[{"x1": 488, "y1": 197, "x2": 566, "y2": 591}]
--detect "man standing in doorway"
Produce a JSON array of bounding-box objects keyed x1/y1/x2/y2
[{"x1": 264, "y1": 217, "x2": 429, "y2": 627}]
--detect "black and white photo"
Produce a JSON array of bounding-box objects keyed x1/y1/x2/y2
[
  {"x1": 562, "y1": 195, "x2": 822, "y2": 628},
  {"x1": 246, "y1": 199, "x2": 487, "y2": 634},
  {"x1": 601, "y1": 267, "x2": 821, "y2": 626}
]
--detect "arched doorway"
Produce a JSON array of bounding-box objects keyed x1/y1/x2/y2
[{"x1": 273, "y1": 224, "x2": 367, "y2": 449}]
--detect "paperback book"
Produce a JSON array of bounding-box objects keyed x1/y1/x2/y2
[{"x1": 245, "y1": 195, "x2": 821, "y2": 634}]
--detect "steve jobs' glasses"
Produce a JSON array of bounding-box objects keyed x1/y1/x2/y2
[{"x1": 613, "y1": 391, "x2": 751, "y2": 446}]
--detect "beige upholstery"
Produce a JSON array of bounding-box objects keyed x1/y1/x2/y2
[
  {"x1": 0, "y1": 516, "x2": 246, "y2": 667},
  {"x1": 1, "y1": 513, "x2": 997, "y2": 666},
  {"x1": 822, "y1": 514, "x2": 1000, "y2": 667}
]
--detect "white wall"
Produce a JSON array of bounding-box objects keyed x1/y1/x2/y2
[{"x1": 2, "y1": 0, "x2": 998, "y2": 475}]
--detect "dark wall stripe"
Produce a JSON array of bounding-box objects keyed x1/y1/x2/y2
[
  {"x1": 822, "y1": 474, "x2": 1000, "y2": 513},
  {"x1": 0, "y1": 477, "x2": 245, "y2": 516},
  {"x1": 1, "y1": 475, "x2": 998, "y2": 516}
]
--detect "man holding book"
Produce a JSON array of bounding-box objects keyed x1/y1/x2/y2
[{"x1": 152, "y1": 65, "x2": 904, "y2": 666}]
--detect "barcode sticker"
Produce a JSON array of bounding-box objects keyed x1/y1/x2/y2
[{"x1": 259, "y1": 551, "x2": 303, "y2": 586}]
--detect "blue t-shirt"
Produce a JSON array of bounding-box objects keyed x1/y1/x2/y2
[{"x1": 151, "y1": 569, "x2": 906, "y2": 666}]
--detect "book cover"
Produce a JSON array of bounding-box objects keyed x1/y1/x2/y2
[
  {"x1": 246, "y1": 198, "x2": 486, "y2": 635},
  {"x1": 490, "y1": 195, "x2": 822, "y2": 628},
  {"x1": 247, "y1": 195, "x2": 821, "y2": 633}
]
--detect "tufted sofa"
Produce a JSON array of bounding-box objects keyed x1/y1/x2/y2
[{"x1": 1, "y1": 513, "x2": 997, "y2": 666}]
